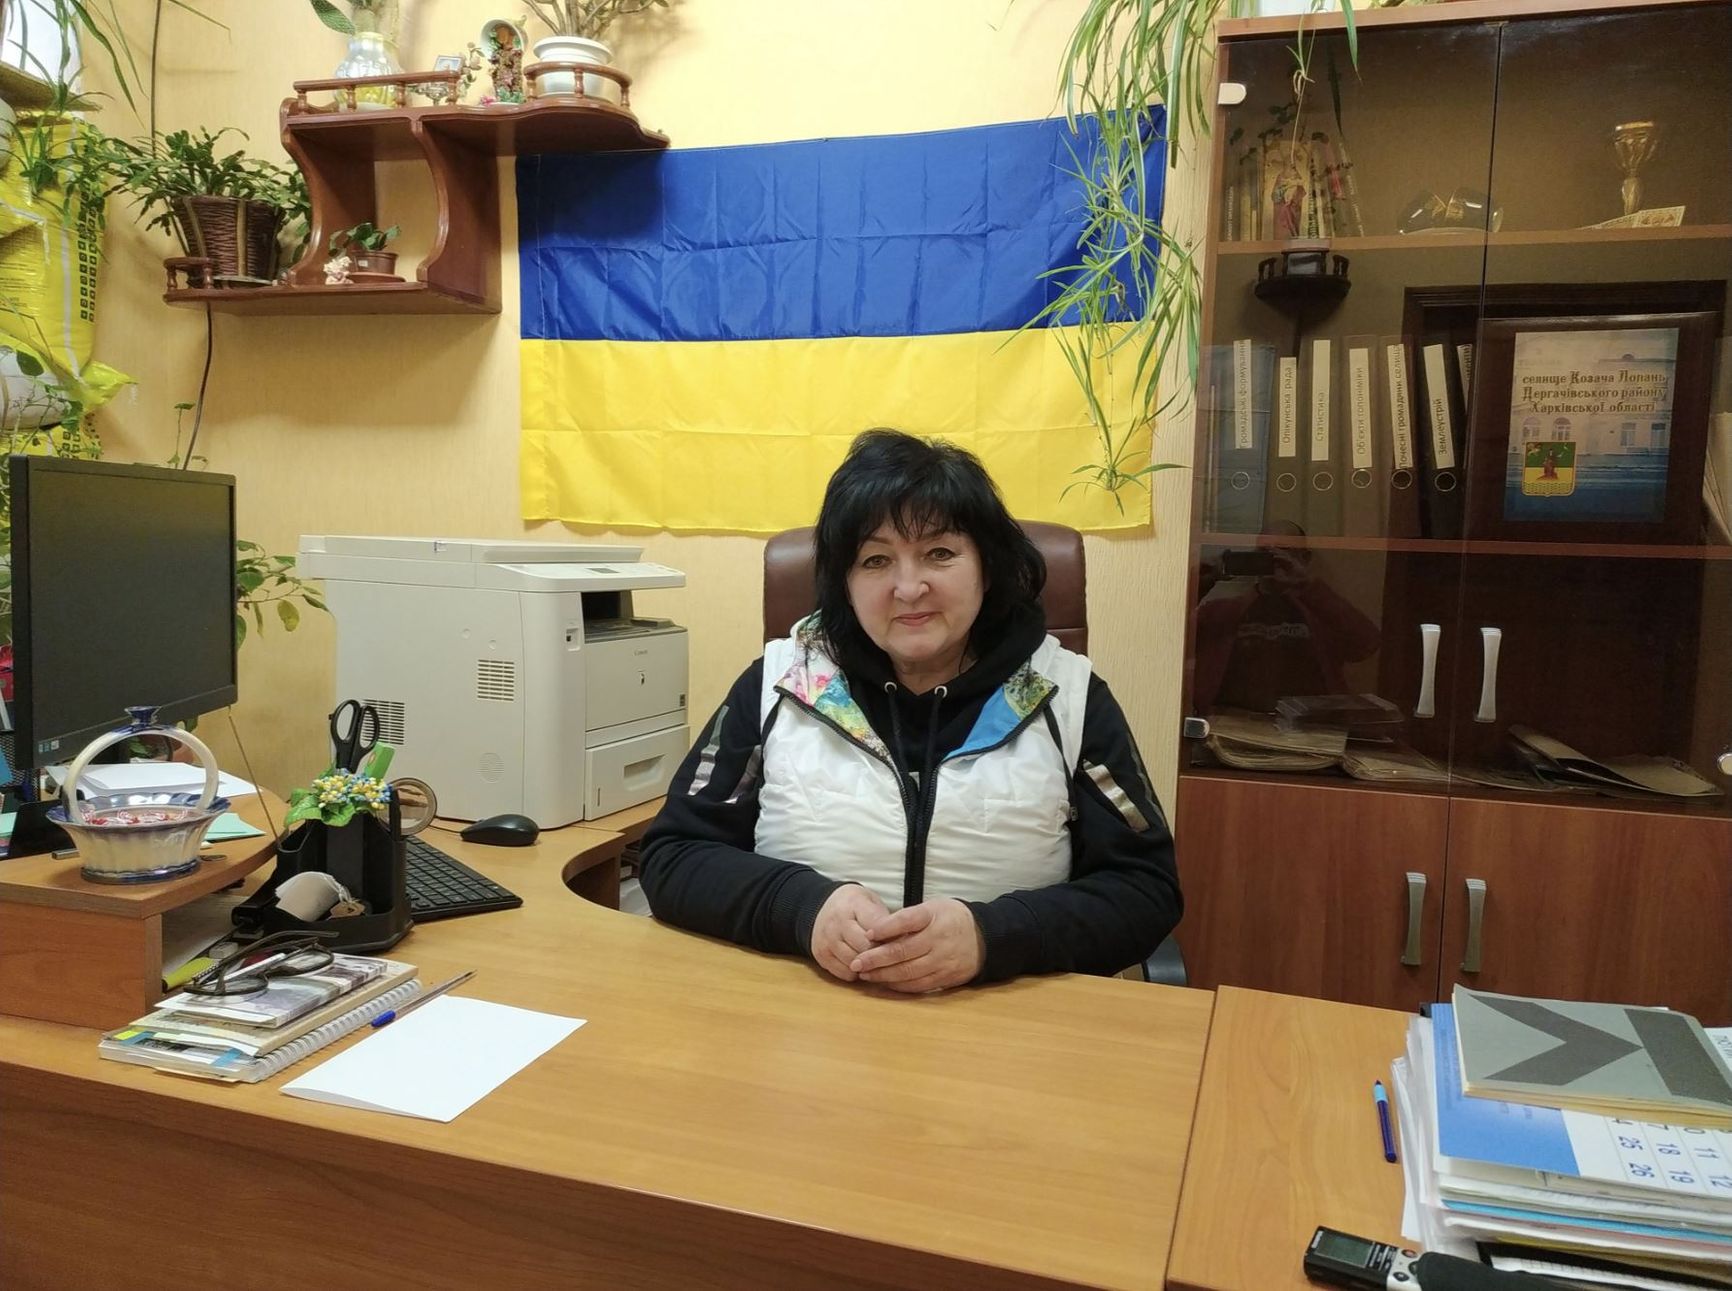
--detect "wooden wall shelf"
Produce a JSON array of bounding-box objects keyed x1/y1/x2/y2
[
  {"x1": 280, "y1": 96, "x2": 668, "y2": 162},
  {"x1": 162, "y1": 96, "x2": 669, "y2": 317},
  {"x1": 163, "y1": 281, "x2": 495, "y2": 315}
]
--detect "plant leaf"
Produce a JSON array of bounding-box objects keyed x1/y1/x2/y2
[
  {"x1": 276, "y1": 599, "x2": 300, "y2": 631},
  {"x1": 310, "y1": 0, "x2": 356, "y2": 35}
]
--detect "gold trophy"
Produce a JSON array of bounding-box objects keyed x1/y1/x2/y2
[{"x1": 1612, "y1": 121, "x2": 1661, "y2": 218}]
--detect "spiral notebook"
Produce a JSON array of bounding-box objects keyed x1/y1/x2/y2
[{"x1": 100, "y1": 978, "x2": 422, "y2": 1083}]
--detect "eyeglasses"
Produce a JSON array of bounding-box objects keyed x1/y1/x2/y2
[{"x1": 184, "y1": 929, "x2": 339, "y2": 998}]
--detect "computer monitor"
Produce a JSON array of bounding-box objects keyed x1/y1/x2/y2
[{"x1": 7, "y1": 456, "x2": 236, "y2": 852}]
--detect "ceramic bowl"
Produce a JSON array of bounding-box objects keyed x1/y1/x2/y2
[{"x1": 49, "y1": 791, "x2": 231, "y2": 884}]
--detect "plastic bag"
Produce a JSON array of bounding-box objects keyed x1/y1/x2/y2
[{"x1": 0, "y1": 118, "x2": 131, "y2": 423}]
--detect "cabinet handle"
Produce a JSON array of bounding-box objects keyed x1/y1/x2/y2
[
  {"x1": 1475, "y1": 627, "x2": 1502, "y2": 724},
  {"x1": 1182, "y1": 716, "x2": 1211, "y2": 740},
  {"x1": 1402, "y1": 871, "x2": 1427, "y2": 967},
  {"x1": 1461, "y1": 878, "x2": 1487, "y2": 974},
  {"x1": 1415, "y1": 623, "x2": 1441, "y2": 718},
  {"x1": 1718, "y1": 751, "x2": 1732, "y2": 776},
  {"x1": 1218, "y1": 82, "x2": 1247, "y2": 106}
]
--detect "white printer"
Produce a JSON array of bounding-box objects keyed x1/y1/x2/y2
[{"x1": 298, "y1": 535, "x2": 689, "y2": 826}]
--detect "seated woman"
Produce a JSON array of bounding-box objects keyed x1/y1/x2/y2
[{"x1": 638, "y1": 429, "x2": 1181, "y2": 992}]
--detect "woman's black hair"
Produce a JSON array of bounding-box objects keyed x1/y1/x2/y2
[{"x1": 811, "y1": 428, "x2": 1045, "y2": 676}]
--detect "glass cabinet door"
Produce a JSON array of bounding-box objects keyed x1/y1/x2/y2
[
  {"x1": 1448, "y1": 3, "x2": 1732, "y2": 818},
  {"x1": 1185, "y1": 22, "x2": 1500, "y2": 792},
  {"x1": 1178, "y1": 3, "x2": 1731, "y2": 1014}
]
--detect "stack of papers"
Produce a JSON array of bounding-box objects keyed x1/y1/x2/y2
[
  {"x1": 100, "y1": 956, "x2": 419, "y2": 1083},
  {"x1": 48, "y1": 762, "x2": 259, "y2": 799},
  {"x1": 1391, "y1": 1005, "x2": 1732, "y2": 1277}
]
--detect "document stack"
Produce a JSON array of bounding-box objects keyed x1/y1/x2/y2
[
  {"x1": 1390, "y1": 987, "x2": 1732, "y2": 1284},
  {"x1": 100, "y1": 953, "x2": 419, "y2": 1083}
]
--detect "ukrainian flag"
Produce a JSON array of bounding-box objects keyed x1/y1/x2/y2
[{"x1": 518, "y1": 115, "x2": 1162, "y2": 533}]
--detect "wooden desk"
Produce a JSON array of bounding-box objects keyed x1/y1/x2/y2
[
  {"x1": 0, "y1": 802, "x2": 1214, "y2": 1291},
  {"x1": 1167, "y1": 987, "x2": 1411, "y2": 1291}
]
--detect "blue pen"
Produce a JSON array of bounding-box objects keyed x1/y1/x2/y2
[
  {"x1": 371, "y1": 970, "x2": 475, "y2": 1028},
  {"x1": 1373, "y1": 1079, "x2": 1397, "y2": 1163}
]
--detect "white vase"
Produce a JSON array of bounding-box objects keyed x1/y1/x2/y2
[{"x1": 531, "y1": 34, "x2": 616, "y2": 102}]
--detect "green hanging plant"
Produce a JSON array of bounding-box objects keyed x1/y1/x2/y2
[{"x1": 1036, "y1": 0, "x2": 1362, "y2": 513}]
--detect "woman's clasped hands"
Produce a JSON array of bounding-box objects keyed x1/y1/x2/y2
[{"x1": 810, "y1": 884, "x2": 986, "y2": 993}]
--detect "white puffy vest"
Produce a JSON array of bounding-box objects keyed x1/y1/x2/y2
[{"x1": 755, "y1": 631, "x2": 1092, "y2": 910}]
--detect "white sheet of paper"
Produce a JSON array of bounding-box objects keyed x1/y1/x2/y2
[
  {"x1": 48, "y1": 762, "x2": 259, "y2": 799},
  {"x1": 281, "y1": 996, "x2": 585, "y2": 1122}
]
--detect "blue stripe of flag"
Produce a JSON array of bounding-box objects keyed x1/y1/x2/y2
[{"x1": 518, "y1": 114, "x2": 1163, "y2": 343}]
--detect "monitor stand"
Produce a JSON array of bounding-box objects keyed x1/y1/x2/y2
[{"x1": 3, "y1": 797, "x2": 71, "y2": 859}]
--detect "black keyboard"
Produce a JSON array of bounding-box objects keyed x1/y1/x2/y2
[{"x1": 404, "y1": 836, "x2": 524, "y2": 922}]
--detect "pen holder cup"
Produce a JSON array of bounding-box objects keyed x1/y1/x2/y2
[{"x1": 237, "y1": 811, "x2": 411, "y2": 952}]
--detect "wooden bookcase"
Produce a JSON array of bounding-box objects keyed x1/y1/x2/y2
[
  {"x1": 163, "y1": 94, "x2": 669, "y2": 316},
  {"x1": 1176, "y1": 0, "x2": 1732, "y2": 1022}
]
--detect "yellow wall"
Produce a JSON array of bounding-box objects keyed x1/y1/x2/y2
[{"x1": 90, "y1": 0, "x2": 1205, "y2": 806}]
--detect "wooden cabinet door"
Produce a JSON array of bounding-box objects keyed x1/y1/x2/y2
[
  {"x1": 1441, "y1": 798, "x2": 1732, "y2": 1025},
  {"x1": 1175, "y1": 774, "x2": 1448, "y2": 1012}
]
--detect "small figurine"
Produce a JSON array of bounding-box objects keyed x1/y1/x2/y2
[
  {"x1": 479, "y1": 17, "x2": 529, "y2": 105},
  {"x1": 324, "y1": 253, "x2": 354, "y2": 285}
]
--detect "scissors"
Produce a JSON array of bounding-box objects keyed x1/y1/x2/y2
[{"x1": 328, "y1": 699, "x2": 380, "y2": 772}]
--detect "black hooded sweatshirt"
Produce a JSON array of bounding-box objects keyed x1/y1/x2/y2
[{"x1": 637, "y1": 604, "x2": 1182, "y2": 983}]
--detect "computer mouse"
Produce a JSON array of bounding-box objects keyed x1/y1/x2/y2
[{"x1": 459, "y1": 813, "x2": 541, "y2": 847}]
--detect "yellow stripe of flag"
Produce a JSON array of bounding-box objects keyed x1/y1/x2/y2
[{"x1": 521, "y1": 327, "x2": 1149, "y2": 534}]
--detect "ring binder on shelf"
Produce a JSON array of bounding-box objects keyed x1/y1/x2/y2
[
  {"x1": 1215, "y1": 340, "x2": 1276, "y2": 533},
  {"x1": 1343, "y1": 338, "x2": 1386, "y2": 537},
  {"x1": 1383, "y1": 336, "x2": 1423, "y2": 538},
  {"x1": 1419, "y1": 339, "x2": 1466, "y2": 538},
  {"x1": 1265, "y1": 353, "x2": 1305, "y2": 531},
  {"x1": 1305, "y1": 337, "x2": 1342, "y2": 536}
]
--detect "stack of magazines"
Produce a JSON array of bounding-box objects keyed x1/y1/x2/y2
[
  {"x1": 1205, "y1": 710, "x2": 1346, "y2": 772},
  {"x1": 1390, "y1": 985, "x2": 1732, "y2": 1282},
  {"x1": 100, "y1": 953, "x2": 419, "y2": 1083},
  {"x1": 1205, "y1": 703, "x2": 1451, "y2": 784}
]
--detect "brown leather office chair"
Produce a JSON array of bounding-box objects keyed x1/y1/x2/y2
[{"x1": 761, "y1": 521, "x2": 1185, "y2": 986}]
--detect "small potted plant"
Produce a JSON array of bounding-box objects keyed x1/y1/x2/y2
[
  {"x1": 326, "y1": 221, "x2": 401, "y2": 282},
  {"x1": 522, "y1": 0, "x2": 670, "y2": 100},
  {"x1": 98, "y1": 128, "x2": 309, "y2": 287}
]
